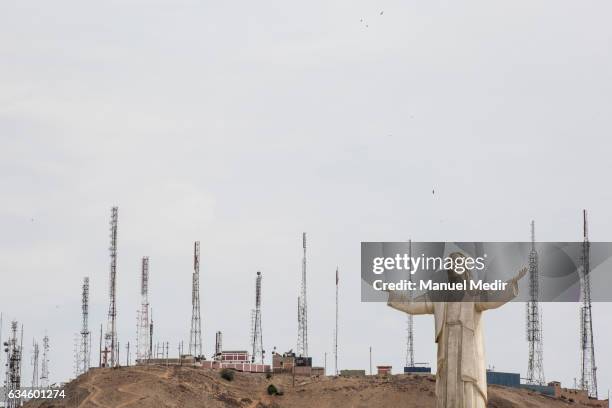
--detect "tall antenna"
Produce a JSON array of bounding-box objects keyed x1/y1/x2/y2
[
  {"x1": 334, "y1": 267, "x2": 339, "y2": 375},
  {"x1": 31, "y1": 340, "x2": 39, "y2": 388},
  {"x1": 103, "y1": 206, "x2": 119, "y2": 367},
  {"x1": 3, "y1": 321, "x2": 23, "y2": 408},
  {"x1": 40, "y1": 334, "x2": 50, "y2": 388},
  {"x1": 214, "y1": 331, "x2": 222, "y2": 360},
  {"x1": 189, "y1": 241, "x2": 203, "y2": 357},
  {"x1": 149, "y1": 309, "x2": 154, "y2": 360},
  {"x1": 80, "y1": 277, "x2": 90, "y2": 375},
  {"x1": 406, "y1": 239, "x2": 415, "y2": 368},
  {"x1": 137, "y1": 257, "x2": 151, "y2": 362},
  {"x1": 251, "y1": 271, "x2": 264, "y2": 363},
  {"x1": 579, "y1": 210, "x2": 598, "y2": 398},
  {"x1": 297, "y1": 232, "x2": 308, "y2": 357},
  {"x1": 526, "y1": 221, "x2": 545, "y2": 385}
]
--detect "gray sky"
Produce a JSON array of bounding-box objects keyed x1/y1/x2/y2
[{"x1": 1, "y1": 0, "x2": 611, "y2": 398}]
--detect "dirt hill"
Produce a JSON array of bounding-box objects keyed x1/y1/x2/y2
[{"x1": 21, "y1": 365, "x2": 602, "y2": 408}]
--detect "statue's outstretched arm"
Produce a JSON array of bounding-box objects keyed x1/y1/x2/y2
[
  {"x1": 476, "y1": 267, "x2": 527, "y2": 311},
  {"x1": 387, "y1": 290, "x2": 434, "y2": 315}
]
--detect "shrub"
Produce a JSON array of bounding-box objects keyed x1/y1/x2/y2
[
  {"x1": 267, "y1": 384, "x2": 278, "y2": 395},
  {"x1": 220, "y1": 368, "x2": 235, "y2": 381},
  {"x1": 266, "y1": 372, "x2": 273, "y2": 379}
]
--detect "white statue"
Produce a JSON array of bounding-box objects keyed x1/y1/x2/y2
[{"x1": 388, "y1": 252, "x2": 527, "y2": 408}]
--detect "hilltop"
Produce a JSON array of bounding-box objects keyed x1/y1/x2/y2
[{"x1": 22, "y1": 365, "x2": 602, "y2": 408}]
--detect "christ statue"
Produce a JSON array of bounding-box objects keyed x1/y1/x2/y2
[{"x1": 387, "y1": 252, "x2": 527, "y2": 408}]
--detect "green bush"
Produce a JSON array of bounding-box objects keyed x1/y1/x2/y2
[
  {"x1": 220, "y1": 368, "x2": 235, "y2": 381},
  {"x1": 267, "y1": 384, "x2": 278, "y2": 395}
]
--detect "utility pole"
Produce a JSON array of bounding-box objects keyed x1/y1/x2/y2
[
  {"x1": 369, "y1": 346, "x2": 372, "y2": 376},
  {"x1": 103, "y1": 207, "x2": 119, "y2": 367},
  {"x1": 297, "y1": 232, "x2": 308, "y2": 357},
  {"x1": 189, "y1": 242, "x2": 203, "y2": 358},
  {"x1": 324, "y1": 352, "x2": 327, "y2": 375},
  {"x1": 526, "y1": 221, "x2": 545, "y2": 385},
  {"x1": 579, "y1": 210, "x2": 598, "y2": 398}
]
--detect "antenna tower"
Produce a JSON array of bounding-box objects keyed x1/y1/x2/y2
[
  {"x1": 579, "y1": 210, "x2": 597, "y2": 398},
  {"x1": 31, "y1": 340, "x2": 39, "y2": 388},
  {"x1": 406, "y1": 239, "x2": 415, "y2": 368},
  {"x1": 215, "y1": 331, "x2": 222, "y2": 360},
  {"x1": 80, "y1": 277, "x2": 91, "y2": 374},
  {"x1": 103, "y1": 206, "x2": 119, "y2": 367},
  {"x1": 251, "y1": 271, "x2": 264, "y2": 363},
  {"x1": 526, "y1": 221, "x2": 545, "y2": 385},
  {"x1": 40, "y1": 335, "x2": 49, "y2": 388},
  {"x1": 334, "y1": 267, "x2": 339, "y2": 375},
  {"x1": 3, "y1": 321, "x2": 23, "y2": 408},
  {"x1": 137, "y1": 257, "x2": 150, "y2": 362},
  {"x1": 189, "y1": 241, "x2": 203, "y2": 357},
  {"x1": 297, "y1": 232, "x2": 308, "y2": 357}
]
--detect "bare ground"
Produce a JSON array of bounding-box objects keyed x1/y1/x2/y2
[{"x1": 22, "y1": 365, "x2": 598, "y2": 408}]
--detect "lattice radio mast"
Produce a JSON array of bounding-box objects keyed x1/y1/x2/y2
[
  {"x1": 297, "y1": 232, "x2": 308, "y2": 357},
  {"x1": 214, "y1": 331, "x2": 222, "y2": 360},
  {"x1": 137, "y1": 257, "x2": 150, "y2": 362},
  {"x1": 40, "y1": 335, "x2": 49, "y2": 388},
  {"x1": 526, "y1": 221, "x2": 545, "y2": 385},
  {"x1": 189, "y1": 241, "x2": 203, "y2": 357},
  {"x1": 579, "y1": 210, "x2": 598, "y2": 398},
  {"x1": 31, "y1": 340, "x2": 39, "y2": 388},
  {"x1": 334, "y1": 267, "x2": 339, "y2": 375},
  {"x1": 3, "y1": 321, "x2": 23, "y2": 408},
  {"x1": 80, "y1": 277, "x2": 91, "y2": 375},
  {"x1": 103, "y1": 207, "x2": 119, "y2": 367},
  {"x1": 251, "y1": 271, "x2": 264, "y2": 363},
  {"x1": 405, "y1": 240, "x2": 415, "y2": 369}
]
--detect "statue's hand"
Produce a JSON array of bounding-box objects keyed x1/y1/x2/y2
[{"x1": 515, "y1": 266, "x2": 528, "y2": 281}]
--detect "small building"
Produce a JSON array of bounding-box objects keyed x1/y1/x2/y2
[
  {"x1": 272, "y1": 351, "x2": 296, "y2": 373},
  {"x1": 219, "y1": 350, "x2": 249, "y2": 363},
  {"x1": 486, "y1": 370, "x2": 520, "y2": 388},
  {"x1": 311, "y1": 367, "x2": 325, "y2": 376},
  {"x1": 377, "y1": 365, "x2": 392, "y2": 376},
  {"x1": 404, "y1": 366, "x2": 432, "y2": 374},
  {"x1": 340, "y1": 369, "x2": 366, "y2": 377},
  {"x1": 547, "y1": 381, "x2": 608, "y2": 407}
]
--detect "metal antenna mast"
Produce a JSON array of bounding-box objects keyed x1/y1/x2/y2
[
  {"x1": 189, "y1": 241, "x2": 203, "y2": 357},
  {"x1": 526, "y1": 221, "x2": 545, "y2": 385},
  {"x1": 251, "y1": 271, "x2": 264, "y2": 363},
  {"x1": 80, "y1": 277, "x2": 91, "y2": 375},
  {"x1": 579, "y1": 210, "x2": 597, "y2": 398},
  {"x1": 103, "y1": 206, "x2": 119, "y2": 367},
  {"x1": 406, "y1": 239, "x2": 415, "y2": 368},
  {"x1": 31, "y1": 340, "x2": 39, "y2": 388},
  {"x1": 40, "y1": 335, "x2": 49, "y2": 388},
  {"x1": 334, "y1": 267, "x2": 339, "y2": 375},
  {"x1": 214, "y1": 331, "x2": 222, "y2": 360},
  {"x1": 3, "y1": 321, "x2": 23, "y2": 408},
  {"x1": 137, "y1": 257, "x2": 150, "y2": 362},
  {"x1": 297, "y1": 232, "x2": 308, "y2": 357}
]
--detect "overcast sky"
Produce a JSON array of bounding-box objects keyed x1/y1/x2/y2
[{"x1": 1, "y1": 0, "x2": 612, "y2": 399}]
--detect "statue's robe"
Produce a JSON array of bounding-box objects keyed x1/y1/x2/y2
[{"x1": 388, "y1": 281, "x2": 518, "y2": 408}]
